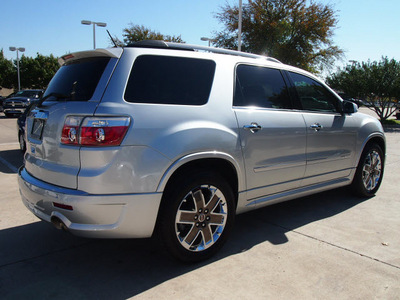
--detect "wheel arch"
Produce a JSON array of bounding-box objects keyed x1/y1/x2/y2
[
  {"x1": 157, "y1": 152, "x2": 243, "y2": 206},
  {"x1": 357, "y1": 133, "x2": 386, "y2": 167}
]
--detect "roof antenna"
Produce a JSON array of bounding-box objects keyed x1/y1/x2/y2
[{"x1": 107, "y1": 30, "x2": 118, "y2": 47}]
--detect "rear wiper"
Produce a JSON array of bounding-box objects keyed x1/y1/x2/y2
[{"x1": 35, "y1": 92, "x2": 71, "y2": 109}]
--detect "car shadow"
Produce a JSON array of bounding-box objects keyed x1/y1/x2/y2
[
  {"x1": 0, "y1": 149, "x2": 24, "y2": 174},
  {"x1": 0, "y1": 187, "x2": 370, "y2": 299}
]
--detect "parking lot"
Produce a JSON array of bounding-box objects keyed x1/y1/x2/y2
[{"x1": 0, "y1": 109, "x2": 399, "y2": 299}]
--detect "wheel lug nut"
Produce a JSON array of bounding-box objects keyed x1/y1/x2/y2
[
  {"x1": 198, "y1": 209, "x2": 202, "y2": 213},
  {"x1": 206, "y1": 216, "x2": 210, "y2": 221},
  {"x1": 202, "y1": 223, "x2": 206, "y2": 227},
  {"x1": 194, "y1": 215, "x2": 198, "y2": 220},
  {"x1": 204, "y1": 209, "x2": 209, "y2": 214},
  {"x1": 196, "y1": 223, "x2": 200, "y2": 227}
]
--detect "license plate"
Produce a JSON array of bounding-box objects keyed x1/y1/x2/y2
[{"x1": 31, "y1": 118, "x2": 45, "y2": 140}]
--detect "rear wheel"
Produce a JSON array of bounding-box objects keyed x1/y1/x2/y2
[
  {"x1": 351, "y1": 143, "x2": 384, "y2": 197},
  {"x1": 158, "y1": 172, "x2": 235, "y2": 262}
]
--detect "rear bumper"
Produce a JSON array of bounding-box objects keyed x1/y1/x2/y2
[{"x1": 18, "y1": 167, "x2": 162, "y2": 238}]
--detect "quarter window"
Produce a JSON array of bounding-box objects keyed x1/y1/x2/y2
[
  {"x1": 125, "y1": 55, "x2": 216, "y2": 105},
  {"x1": 234, "y1": 65, "x2": 291, "y2": 109},
  {"x1": 289, "y1": 72, "x2": 340, "y2": 113}
]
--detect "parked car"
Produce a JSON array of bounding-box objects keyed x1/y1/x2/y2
[
  {"x1": 337, "y1": 92, "x2": 365, "y2": 107},
  {"x1": 18, "y1": 41, "x2": 385, "y2": 262},
  {"x1": 3, "y1": 89, "x2": 43, "y2": 117},
  {"x1": 395, "y1": 107, "x2": 400, "y2": 120},
  {"x1": 17, "y1": 101, "x2": 38, "y2": 152}
]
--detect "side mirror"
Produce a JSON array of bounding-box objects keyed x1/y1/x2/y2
[{"x1": 342, "y1": 100, "x2": 358, "y2": 114}]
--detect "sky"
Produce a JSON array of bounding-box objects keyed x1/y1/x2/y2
[{"x1": 1, "y1": 0, "x2": 400, "y2": 73}]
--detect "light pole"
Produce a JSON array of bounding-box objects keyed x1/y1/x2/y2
[
  {"x1": 238, "y1": 0, "x2": 242, "y2": 51},
  {"x1": 200, "y1": 37, "x2": 215, "y2": 47},
  {"x1": 9, "y1": 46, "x2": 25, "y2": 91},
  {"x1": 81, "y1": 20, "x2": 107, "y2": 49}
]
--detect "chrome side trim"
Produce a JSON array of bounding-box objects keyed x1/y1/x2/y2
[
  {"x1": 254, "y1": 161, "x2": 306, "y2": 173},
  {"x1": 247, "y1": 177, "x2": 351, "y2": 207}
]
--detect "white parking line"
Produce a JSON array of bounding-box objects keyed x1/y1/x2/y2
[{"x1": 0, "y1": 156, "x2": 19, "y2": 173}]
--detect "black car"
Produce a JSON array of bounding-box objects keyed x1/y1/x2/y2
[
  {"x1": 17, "y1": 100, "x2": 39, "y2": 152},
  {"x1": 0, "y1": 96, "x2": 4, "y2": 112},
  {"x1": 3, "y1": 90, "x2": 43, "y2": 117}
]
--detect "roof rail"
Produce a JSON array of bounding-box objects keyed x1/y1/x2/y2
[{"x1": 126, "y1": 40, "x2": 281, "y2": 63}]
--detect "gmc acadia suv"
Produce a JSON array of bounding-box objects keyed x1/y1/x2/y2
[{"x1": 18, "y1": 41, "x2": 385, "y2": 262}]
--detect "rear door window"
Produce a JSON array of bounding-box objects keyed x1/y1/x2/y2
[
  {"x1": 44, "y1": 57, "x2": 111, "y2": 101},
  {"x1": 234, "y1": 65, "x2": 292, "y2": 109},
  {"x1": 124, "y1": 55, "x2": 216, "y2": 105}
]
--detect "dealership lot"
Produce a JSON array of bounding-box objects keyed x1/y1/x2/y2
[{"x1": 0, "y1": 109, "x2": 399, "y2": 299}]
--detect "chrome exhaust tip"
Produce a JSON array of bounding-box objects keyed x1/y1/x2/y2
[{"x1": 51, "y1": 216, "x2": 68, "y2": 231}]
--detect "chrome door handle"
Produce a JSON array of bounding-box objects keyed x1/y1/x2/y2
[
  {"x1": 310, "y1": 123, "x2": 323, "y2": 131},
  {"x1": 244, "y1": 123, "x2": 262, "y2": 133}
]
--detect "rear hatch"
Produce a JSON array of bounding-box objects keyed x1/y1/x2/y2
[{"x1": 24, "y1": 48, "x2": 122, "y2": 189}]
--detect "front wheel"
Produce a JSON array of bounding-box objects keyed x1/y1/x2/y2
[
  {"x1": 19, "y1": 131, "x2": 26, "y2": 153},
  {"x1": 351, "y1": 143, "x2": 384, "y2": 197},
  {"x1": 158, "y1": 172, "x2": 235, "y2": 262}
]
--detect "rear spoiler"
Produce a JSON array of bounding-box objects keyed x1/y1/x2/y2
[{"x1": 58, "y1": 48, "x2": 123, "y2": 66}]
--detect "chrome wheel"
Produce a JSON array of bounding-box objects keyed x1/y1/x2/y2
[
  {"x1": 362, "y1": 150, "x2": 382, "y2": 192},
  {"x1": 175, "y1": 184, "x2": 228, "y2": 252}
]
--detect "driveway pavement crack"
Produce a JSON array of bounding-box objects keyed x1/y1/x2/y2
[{"x1": 267, "y1": 221, "x2": 400, "y2": 270}]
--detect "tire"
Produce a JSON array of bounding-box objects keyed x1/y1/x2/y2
[
  {"x1": 351, "y1": 143, "x2": 384, "y2": 197},
  {"x1": 19, "y1": 131, "x2": 26, "y2": 153},
  {"x1": 158, "y1": 172, "x2": 235, "y2": 262}
]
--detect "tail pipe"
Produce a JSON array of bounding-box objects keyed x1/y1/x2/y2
[{"x1": 51, "y1": 216, "x2": 68, "y2": 232}]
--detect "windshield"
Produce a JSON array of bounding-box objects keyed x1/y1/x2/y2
[
  {"x1": 15, "y1": 90, "x2": 42, "y2": 98},
  {"x1": 43, "y1": 57, "x2": 110, "y2": 101}
]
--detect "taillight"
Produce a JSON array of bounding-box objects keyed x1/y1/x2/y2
[
  {"x1": 61, "y1": 116, "x2": 130, "y2": 146},
  {"x1": 61, "y1": 116, "x2": 83, "y2": 145}
]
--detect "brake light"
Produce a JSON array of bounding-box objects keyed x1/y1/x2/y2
[
  {"x1": 61, "y1": 116, "x2": 83, "y2": 145},
  {"x1": 61, "y1": 116, "x2": 130, "y2": 146}
]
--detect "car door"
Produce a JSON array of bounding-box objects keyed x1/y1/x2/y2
[
  {"x1": 234, "y1": 65, "x2": 307, "y2": 202},
  {"x1": 287, "y1": 71, "x2": 357, "y2": 186}
]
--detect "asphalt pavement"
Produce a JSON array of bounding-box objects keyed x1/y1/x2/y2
[{"x1": 0, "y1": 109, "x2": 399, "y2": 299}]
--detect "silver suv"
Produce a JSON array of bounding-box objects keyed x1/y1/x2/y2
[{"x1": 19, "y1": 41, "x2": 385, "y2": 262}]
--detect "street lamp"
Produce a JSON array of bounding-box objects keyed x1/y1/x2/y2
[
  {"x1": 9, "y1": 46, "x2": 25, "y2": 91},
  {"x1": 200, "y1": 37, "x2": 215, "y2": 47},
  {"x1": 238, "y1": 0, "x2": 243, "y2": 51},
  {"x1": 81, "y1": 20, "x2": 107, "y2": 49}
]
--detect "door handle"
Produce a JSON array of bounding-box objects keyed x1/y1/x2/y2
[
  {"x1": 244, "y1": 123, "x2": 262, "y2": 133},
  {"x1": 310, "y1": 123, "x2": 323, "y2": 131}
]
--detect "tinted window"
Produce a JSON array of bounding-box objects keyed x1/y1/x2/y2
[
  {"x1": 289, "y1": 72, "x2": 340, "y2": 113},
  {"x1": 15, "y1": 90, "x2": 42, "y2": 98},
  {"x1": 234, "y1": 65, "x2": 291, "y2": 109},
  {"x1": 44, "y1": 57, "x2": 110, "y2": 101},
  {"x1": 125, "y1": 55, "x2": 216, "y2": 105}
]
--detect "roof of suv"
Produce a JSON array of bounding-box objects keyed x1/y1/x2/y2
[{"x1": 126, "y1": 40, "x2": 282, "y2": 64}]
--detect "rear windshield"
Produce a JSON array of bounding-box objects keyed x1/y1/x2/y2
[
  {"x1": 43, "y1": 57, "x2": 110, "y2": 101},
  {"x1": 124, "y1": 55, "x2": 216, "y2": 105}
]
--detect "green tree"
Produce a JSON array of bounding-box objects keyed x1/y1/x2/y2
[
  {"x1": 327, "y1": 57, "x2": 400, "y2": 121},
  {"x1": 213, "y1": 0, "x2": 343, "y2": 73},
  {"x1": 18, "y1": 53, "x2": 59, "y2": 89},
  {"x1": 0, "y1": 49, "x2": 14, "y2": 89},
  {"x1": 122, "y1": 24, "x2": 184, "y2": 44}
]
